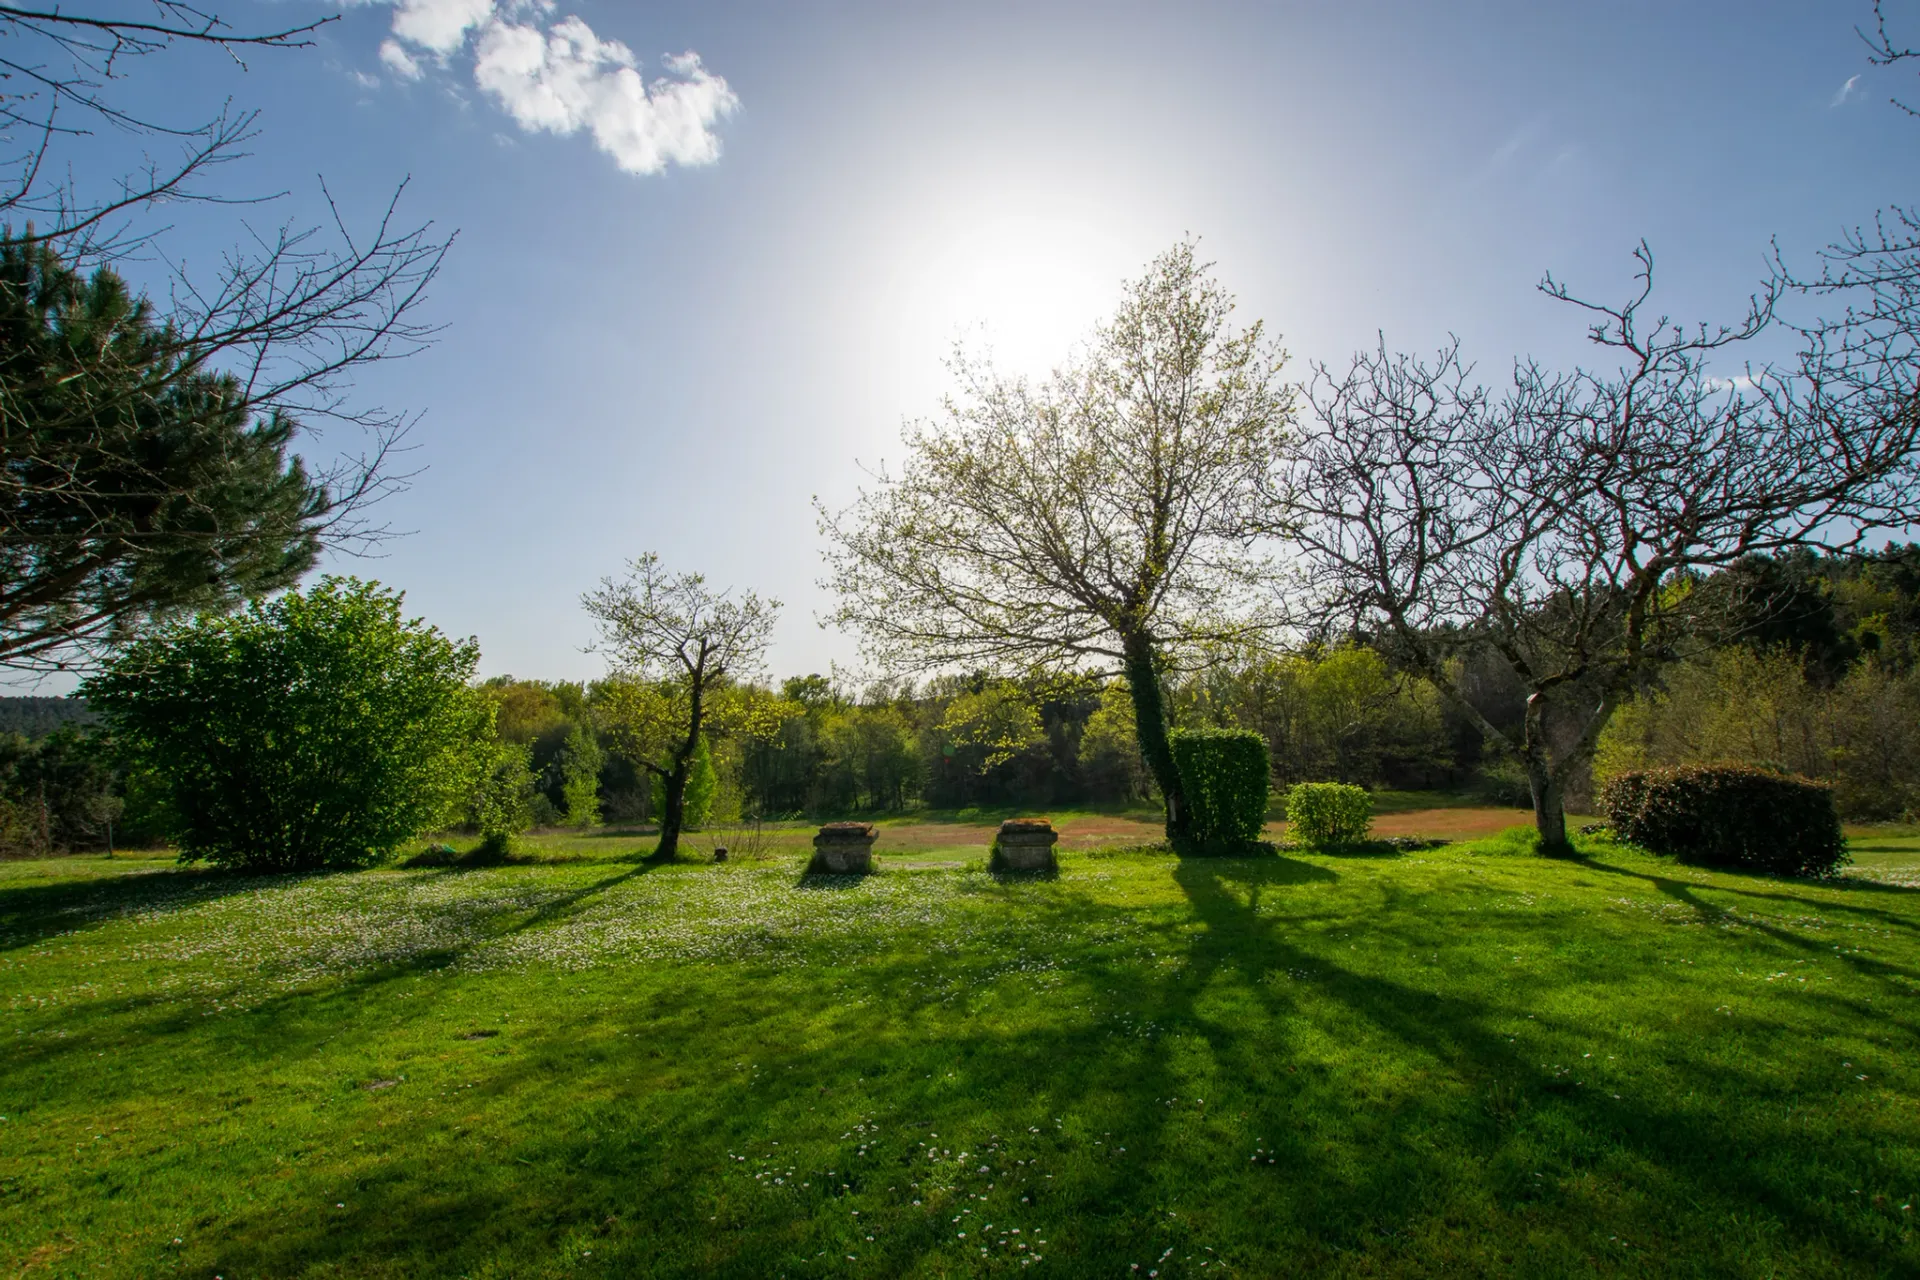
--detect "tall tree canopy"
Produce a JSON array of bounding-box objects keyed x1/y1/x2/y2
[
  {"x1": 1289, "y1": 245, "x2": 1920, "y2": 851},
  {"x1": 0, "y1": 4, "x2": 447, "y2": 672},
  {"x1": 0, "y1": 241, "x2": 343, "y2": 668},
  {"x1": 820, "y1": 242, "x2": 1292, "y2": 838}
]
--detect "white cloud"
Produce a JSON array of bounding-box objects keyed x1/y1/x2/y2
[
  {"x1": 379, "y1": 39, "x2": 424, "y2": 80},
  {"x1": 1832, "y1": 74, "x2": 1862, "y2": 107},
  {"x1": 364, "y1": 2, "x2": 737, "y2": 175},
  {"x1": 391, "y1": 0, "x2": 496, "y2": 55},
  {"x1": 472, "y1": 18, "x2": 738, "y2": 173},
  {"x1": 351, "y1": 69, "x2": 382, "y2": 89}
]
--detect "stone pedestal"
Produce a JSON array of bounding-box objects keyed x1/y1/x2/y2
[
  {"x1": 993, "y1": 818, "x2": 1059, "y2": 871},
  {"x1": 809, "y1": 822, "x2": 877, "y2": 873}
]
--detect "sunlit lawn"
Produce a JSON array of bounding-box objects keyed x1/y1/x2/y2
[{"x1": 3, "y1": 823, "x2": 1917, "y2": 1277}]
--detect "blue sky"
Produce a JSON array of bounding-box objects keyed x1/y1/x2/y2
[{"x1": 71, "y1": 0, "x2": 1920, "y2": 686}]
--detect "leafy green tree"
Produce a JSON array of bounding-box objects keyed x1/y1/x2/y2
[
  {"x1": 1079, "y1": 683, "x2": 1150, "y2": 802},
  {"x1": 0, "y1": 725, "x2": 118, "y2": 854},
  {"x1": 558, "y1": 722, "x2": 605, "y2": 827},
  {"x1": 938, "y1": 683, "x2": 1045, "y2": 771},
  {"x1": 822, "y1": 243, "x2": 1292, "y2": 838},
  {"x1": 471, "y1": 741, "x2": 537, "y2": 848},
  {"x1": 583, "y1": 555, "x2": 780, "y2": 859},
  {"x1": 82, "y1": 577, "x2": 488, "y2": 870}
]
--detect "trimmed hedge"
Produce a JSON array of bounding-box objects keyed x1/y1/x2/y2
[
  {"x1": 1170, "y1": 727, "x2": 1270, "y2": 845},
  {"x1": 1600, "y1": 764, "x2": 1847, "y2": 877},
  {"x1": 1286, "y1": 782, "x2": 1373, "y2": 847}
]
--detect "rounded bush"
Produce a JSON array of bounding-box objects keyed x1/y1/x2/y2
[
  {"x1": 1286, "y1": 782, "x2": 1373, "y2": 847},
  {"x1": 1170, "y1": 727, "x2": 1270, "y2": 846},
  {"x1": 1601, "y1": 764, "x2": 1847, "y2": 877},
  {"x1": 82, "y1": 577, "x2": 488, "y2": 872}
]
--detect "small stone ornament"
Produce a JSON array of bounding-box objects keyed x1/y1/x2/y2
[
  {"x1": 993, "y1": 818, "x2": 1058, "y2": 871},
  {"x1": 713, "y1": 847, "x2": 728, "y2": 862},
  {"x1": 809, "y1": 822, "x2": 877, "y2": 874}
]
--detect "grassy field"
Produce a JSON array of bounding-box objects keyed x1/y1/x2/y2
[{"x1": 4, "y1": 820, "x2": 1918, "y2": 1277}]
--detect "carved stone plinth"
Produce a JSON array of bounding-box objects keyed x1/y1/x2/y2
[
  {"x1": 993, "y1": 818, "x2": 1059, "y2": 871},
  {"x1": 810, "y1": 822, "x2": 877, "y2": 874}
]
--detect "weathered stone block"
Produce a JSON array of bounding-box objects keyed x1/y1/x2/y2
[
  {"x1": 993, "y1": 818, "x2": 1058, "y2": 871},
  {"x1": 809, "y1": 822, "x2": 877, "y2": 874}
]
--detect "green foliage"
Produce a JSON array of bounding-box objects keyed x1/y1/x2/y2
[
  {"x1": 1601, "y1": 764, "x2": 1847, "y2": 877},
  {"x1": 1286, "y1": 781, "x2": 1374, "y2": 847},
  {"x1": 0, "y1": 238, "x2": 327, "y2": 668},
  {"x1": 1177, "y1": 648, "x2": 1453, "y2": 789},
  {"x1": 0, "y1": 697, "x2": 94, "y2": 740},
  {"x1": 471, "y1": 741, "x2": 537, "y2": 843},
  {"x1": 652, "y1": 735, "x2": 717, "y2": 830},
  {"x1": 1596, "y1": 647, "x2": 1920, "y2": 820},
  {"x1": 557, "y1": 722, "x2": 604, "y2": 827},
  {"x1": 0, "y1": 726, "x2": 119, "y2": 854},
  {"x1": 938, "y1": 683, "x2": 1045, "y2": 771},
  {"x1": 81, "y1": 577, "x2": 488, "y2": 871},
  {"x1": 1078, "y1": 682, "x2": 1149, "y2": 801},
  {"x1": 1169, "y1": 727, "x2": 1270, "y2": 845}
]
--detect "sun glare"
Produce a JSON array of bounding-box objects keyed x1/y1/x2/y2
[{"x1": 877, "y1": 210, "x2": 1146, "y2": 382}]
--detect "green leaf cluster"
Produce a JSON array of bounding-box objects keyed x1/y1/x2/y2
[
  {"x1": 1169, "y1": 727, "x2": 1269, "y2": 845},
  {"x1": 1285, "y1": 781, "x2": 1373, "y2": 848},
  {"x1": 81, "y1": 577, "x2": 488, "y2": 870}
]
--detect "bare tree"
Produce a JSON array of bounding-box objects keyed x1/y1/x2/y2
[
  {"x1": 0, "y1": 5, "x2": 451, "y2": 672},
  {"x1": 1287, "y1": 244, "x2": 1920, "y2": 851},
  {"x1": 0, "y1": 2, "x2": 328, "y2": 252},
  {"x1": 819, "y1": 243, "x2": 1292, "y2": 839},
  {"x1": 583, "y1": 554, "x2": 780, "y2": 860}
]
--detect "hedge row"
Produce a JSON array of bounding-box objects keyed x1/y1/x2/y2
[{"x1": 1600, "y1": 764, "x2": 1847, "y2": 877}]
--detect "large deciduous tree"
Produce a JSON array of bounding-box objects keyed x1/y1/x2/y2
[
  {"x1": 1288, "y1": 245, "x2": 1920, "y2": 852},
  {"x1": 583, "y1": 555, "x2": 779, "y2": 860},
  {"x1": 820, "y1": 243, "x2": 1292, "y2": 839}
]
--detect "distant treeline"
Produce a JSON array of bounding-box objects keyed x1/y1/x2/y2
[
  {"x1": 6, "y1": 546, "x2": 1917, "y2": 857},
  {"x1": 0, "y1": 696, "x2": 94, "y2": 740},
  {"x1": 462, "y1": 546, "x2": 1920, "y2": 829}
]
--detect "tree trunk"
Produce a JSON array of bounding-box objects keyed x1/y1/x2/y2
[
  {"x1": 1123, "y1": 631, "x2": 1189, "y2": 840},
  {"x1": 1523, "y1": 750, "x2": 1570, "y2": 854},
  {"x1": 655, "y1": 679, "x2": 706, "y2": 861}
]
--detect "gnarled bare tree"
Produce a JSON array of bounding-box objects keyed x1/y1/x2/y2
[
  {"x1": 1287, "y1": 244, "x2": 1920, "y2": 851},
  {"x1": 820, "y1": 243, "x2": 1292, "y2": 838}
]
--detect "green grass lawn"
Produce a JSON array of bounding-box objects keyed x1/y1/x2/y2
[{"x1": 4, "y1": 830, "x2": 1918, "y2": 1277}]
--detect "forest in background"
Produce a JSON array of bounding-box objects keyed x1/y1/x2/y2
[{"x1": 4, "y1": 543, "x2": 1914, "y2": 856}]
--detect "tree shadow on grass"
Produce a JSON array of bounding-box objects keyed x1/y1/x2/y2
[
  {"x1": 14, "y1": 854, "x2": 1920, "y2": 1277},
  {"x1": 1165, "y1": 857, "x2": 1912, "y2": 1269},
  {"x1": 1572, "y1": 851, "x2": 1920, "y2": 962},
  {"x1": 0, "y1": 865, "x2": 322, "y2": 953}
]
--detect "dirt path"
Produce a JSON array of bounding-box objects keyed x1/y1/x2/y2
[{"x1": 863, "y1": 806, "x2": 1547, "y2": 853}]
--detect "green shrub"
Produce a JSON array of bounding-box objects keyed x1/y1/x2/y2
[
  {"x1": 81, "y1": 577, "x2": 489, "y2": 871},
  {"x1": 1286, "y1": 782, "x2": 1373, "y2": 847},
  {"x1": 1601, "y1": 764, "x2": 1846, "y2": 877},
  {"x1": 1170, "y1": 727, "x2": 1270, "y2": 846},
  {"x1": 472, "y1": 741, "x2": 537, "y2": 843}
]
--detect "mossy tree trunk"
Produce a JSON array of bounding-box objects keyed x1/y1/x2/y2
[{"x1": 1123, "y1": 630, "x2": 1188, "y2": 840}]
